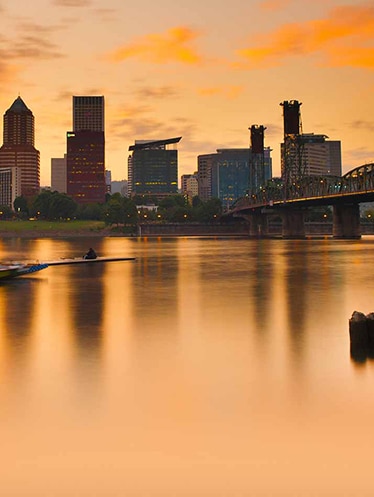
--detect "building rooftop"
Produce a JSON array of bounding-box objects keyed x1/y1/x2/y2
[
  {"x1": 7, "y1": 96, "x2": 30, "y2": 113},
  {"x1": 129, "y1": 137, "x2": 182, "y2": 151}
]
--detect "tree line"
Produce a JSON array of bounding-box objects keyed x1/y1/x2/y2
[{"x1": 0, "y1": 190, "x2": 223, "y2": 225}]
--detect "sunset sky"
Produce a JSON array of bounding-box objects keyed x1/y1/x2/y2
[{"x1": 1, "y1": 0, "x2": 373, "y2": 186}]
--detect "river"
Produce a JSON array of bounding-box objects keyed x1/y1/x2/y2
[{"x1": 0, "y1": 236, "x2": 374, "y2": 496}]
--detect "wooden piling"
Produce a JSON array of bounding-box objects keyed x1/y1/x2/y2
[
  {"x1": 349, "y1": 311, "x2": 368, "y2": 349},
  {"x1": 366, "y1": 313, "x2": 374, "y2": 348}
]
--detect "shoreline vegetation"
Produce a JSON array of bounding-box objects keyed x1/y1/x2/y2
[
  {"x1": 0, "y1": 220, "x2": 249, "y2": 238},
  {"x1": 1, "y1": 219, "x2": 373, "y2": 239}
]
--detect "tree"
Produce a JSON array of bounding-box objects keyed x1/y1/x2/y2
[
  {"x1": 49, "y1": 193, "x2": 77, "y2": 219},
  {"x1": 14, "y1": 196, "x2": 30, "y2": 217},
  {"x1": 76, "y1": 203, "x2": 104, "y2": 220},
  {"x1": 104, "y1": 194, "x2": 137, "y2": 226},
  {"x1": 31, "y1": 190, "x2": 53, "y2": 218},
  {"x1": 157, "y1": 195, "x2": 189, "y2": 221},
  {"x1": 30, "y1": 191, "x2": 77, "y2": 220},
  {"x1": 194, "y1": 198, "x2": 222, "y2": 222},
  {"x1": 192, "y1": 196, "x2": 203, "y2": 208},
  {"x1": 0, "y1": 205, "x2": 13, "y2": 219}
]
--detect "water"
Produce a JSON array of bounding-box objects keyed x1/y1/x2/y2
[{"x1": 1, "y1": 236, "x2": 374, "y2": 496}]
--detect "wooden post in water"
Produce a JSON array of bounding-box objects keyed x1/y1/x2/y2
[
  {"x1": 366, "y1": 313, "x2": 374, "y2": 349},
  {"x1": 349, "y1": 311, "x2": 368, "y2": 349}
]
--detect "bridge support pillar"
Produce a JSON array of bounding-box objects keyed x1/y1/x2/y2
[
  {"x1": 281, "y1": 209, "x2": 305, "y2": 239},
  {"x1": 239, "y1": 213, "x2": 269, "y2": 237},
  {"x1": 333, "y1": 204, "x2": 361, "y2": 239},
  {"x1": 249, "y1": 212, "x2": 269, "y2": 237}
]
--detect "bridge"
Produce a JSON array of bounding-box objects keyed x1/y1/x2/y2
[{"x1": 226, "y1": 162, "x2": 374, "y2": 239}]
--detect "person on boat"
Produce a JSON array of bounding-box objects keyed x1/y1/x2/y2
[{"x1": 84, "y1": 247, "x2": 97, "y2": 260}]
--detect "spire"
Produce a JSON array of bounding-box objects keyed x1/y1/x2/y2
[{"x1": 7, "y1": 96, "x2": 30, "y2": 113}]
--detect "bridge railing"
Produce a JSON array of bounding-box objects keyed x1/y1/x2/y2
[{"x1": 232, "y1": 163, "x2": 374, "y2": 211}]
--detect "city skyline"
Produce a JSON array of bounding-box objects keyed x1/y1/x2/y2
[{"x1": 0, "y1": 0, "x2": 373, "y2": 186}]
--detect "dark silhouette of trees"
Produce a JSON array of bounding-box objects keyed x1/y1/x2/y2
[
  {"x1": 0, "y1": 205, "x2": 13, "y2": 219},
  {"x1": 10, "y1": 190, "x2": 224, "y2": 225},
  {"x1": 103, "y1": 193, "x2": 138, "y2": 226},
  {"x1": 30, "y1": 190, "x2": 78, "y2": 220},
  {"x1": 14, "y1": 196, "x2": 30, "y2": 218}
]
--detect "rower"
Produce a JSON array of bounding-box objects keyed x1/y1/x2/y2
[{"x1": 83, "y1": 248, "x2": 97, "y2": 260}]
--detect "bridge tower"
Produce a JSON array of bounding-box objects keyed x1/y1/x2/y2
[
  {"x1": 280, "y1": 100, "x2": 306, "y2": 196},
  {"x1": 249, "y1": 125, "x2": 266, "y2": 194}
]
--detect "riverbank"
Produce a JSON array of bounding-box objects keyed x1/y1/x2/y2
[
  {"x1": 0, "y1": 220, "x2": 111, "y2": 238},
  {"x1": 1, "y1": 220, "x2": 374, "y2": 238},
  {"x1": 0, "y1": 220, "x2": 249, "y2": 238}
]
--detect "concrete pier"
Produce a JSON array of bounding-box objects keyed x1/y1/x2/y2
[
  {"x1": 248, "y1": 212, "x2": 269, "y2": 238},
  {"x1": 333, "y1": 204, "x2": 361, "y2": 239},
  {"x1": 281, "y1": 209, "x2": 306, "y2": 239}
]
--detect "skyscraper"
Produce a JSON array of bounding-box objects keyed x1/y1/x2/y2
[
  {"x1": 0, "y1": 96, "x2": 40, "y2": 203},
  {"x1": 280, "y1": 134, "x2": 342, "y2": 178},
  {"x1": 198, "y1": 148, "x2": 272, "y2": 204},
  {"x1": 66, "y1": 96, "x2": 106, "y2": 204},
  {"x1": 73, "y1": 96, "x2": 104, "y2": 132},
  {"x1": 181, "y1": 173, "x2": 198, "y2": 204},
  {"x1": 51, "y1": 155, "x2": 67, "y2": 193},
  {"x1": 128, "y1": 137, "x2": 181, "y2": 200}
]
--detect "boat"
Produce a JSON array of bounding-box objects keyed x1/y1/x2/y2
[
  {"x1": 42, "y1": 256, "x2": 136, "y2": 266},
  {"x1": 0, "y1": 255, "x2": 134, "y2": 281},
  {"x1": 0, "y1": 263, "x2": 49, "y2": 280},
  {"x1": 0, "y1": 264, "x2": 24, "y2": 280}
]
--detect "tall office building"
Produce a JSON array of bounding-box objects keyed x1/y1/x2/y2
[
  {"x1": 51, "y1": 155, "x2": 67, "y2": 193},
  {"x1": 198, "y1": 148, "x2": 272, "y2": 204},
  {"x1": 66, "y1": 96, "x2": 106, "y2": 204},
  {"x1": 73, "y1": 96, "x2": 104, "y2": 132},
  {"x1": 66, "y1": 130, "x2": 105, "y2": 204},
  {"x1": 0, "y1": 96, "x2": 40, "y2": 202},
  {"x1": 128, "y1": 137, "x2": 181, "y2": 200},
  {"x1": 280, "y1": 133, "x2": 342, "y2": 178},
  {"x1": 105, "y1": 170, "x2": 112, "y2": 193},
  {"x1": 181, "y1": 173, "x2": 198, "y2": 204}
]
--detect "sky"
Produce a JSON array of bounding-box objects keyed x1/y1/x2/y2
[{"x1": 0, "y1": 0, "x2": 373, "y2": 186}]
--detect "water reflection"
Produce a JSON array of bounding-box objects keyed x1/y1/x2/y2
[
  {"x1": 1, "y1": 237, "x2": 374, "y2": 496},
  {"x1": 0, "y1": 278, "x2": 42, "y2": 384},
  {"x1": 67, "y1": 265, "x2": 105, "y2": 352},
  {"x1": 251, "y1": 240, "x2": 274, "y2": 332}
]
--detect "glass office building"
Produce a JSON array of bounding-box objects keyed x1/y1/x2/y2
[{"x1": 128, "y1": 138, "x2": 180, "y2": 199}]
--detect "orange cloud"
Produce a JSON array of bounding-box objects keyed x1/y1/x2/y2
[
  {"x1": 107, "y1": 26, "x2": 202, "y2": 65},
  {"x1": 236, "y1": 3, "x2": 374, "y2": 69},
  {"x1": 328, "y1": 46, "x2": 374, "y2": 69}
]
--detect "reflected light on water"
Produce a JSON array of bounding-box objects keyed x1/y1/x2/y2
[{"x1": 0, "y1": 237, "x2": 374, "y2": 496}]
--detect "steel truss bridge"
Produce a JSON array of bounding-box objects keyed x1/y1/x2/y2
[
  {"x1": 227, "y1": 162, "x2": 374, "y2": 239},
  {"x1": 232, "y1": 163, "x2": 374, "y2": 210}
]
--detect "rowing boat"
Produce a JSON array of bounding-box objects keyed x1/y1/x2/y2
[
  {"x1": 42, "y1": 256, "x2": 136, "y2": 266},
  {"x1": 0, "y1": 263, "x2": 49, "y2": 280}
]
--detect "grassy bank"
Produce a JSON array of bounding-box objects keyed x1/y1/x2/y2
[{"x1": 0, "y1": 220, "x2": 108, "y2": 235}]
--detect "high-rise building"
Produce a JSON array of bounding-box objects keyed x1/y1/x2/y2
[
  {"x1": 111, "y1": 180, "x2": 128, "y2": 196},
  {"x1": 0, "y1": 169, "x2": 14, "y2": 207},
  {"x1": 198, "y1": 148, "x2": 272, "y2": 204},
  {"x1": 181, "y1": 173, "x2": 198, "y2": 204},
  {"x1": 66, "y1": 96, "x2": 106, "y2": 204},
  {"x1": 280, "y1": 134, "x2": 342, "y2": 178},
  {"x1": 0, "y1": 96, "x2": 40, "y2": 202},
  {"x1": 105, "y1": 170, "x2": 112, "y2": 193},
  {"x1": 66, "y1": 130, "x2": 105, "y2": 204},
  {"x1": 197, "y1": 154, "x2": 216, "y2": 202},
  {"x1": 73, "y1": 96, "x2": 104, "y2": 132},
  {"x1": 51, "y1": 155, "x2": 67, "y2": 193},
  {"x1": 128, "y1": 137, "x2": 181, "y2": 200}
]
